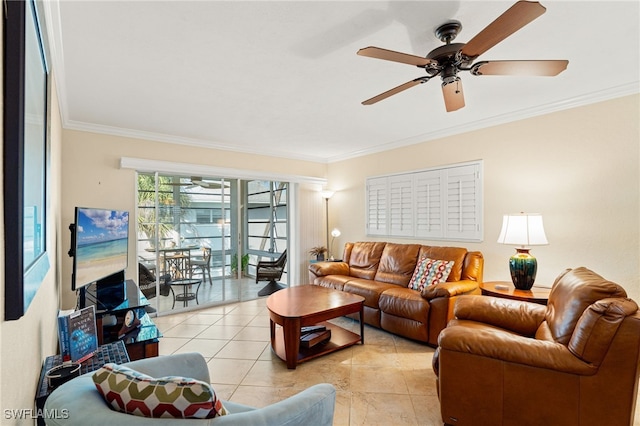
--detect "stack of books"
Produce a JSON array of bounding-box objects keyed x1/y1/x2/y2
[
  {"x1": 57, "y1": 306, "x2": 98, "y2": 363},
  {"x1": 300, "y1": 325, "x2": 331, "y2": 348}
]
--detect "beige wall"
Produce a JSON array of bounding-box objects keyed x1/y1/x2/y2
[
  {"x1": 327, "y1": 94, "x2": 640, "y2": 300},
  {"x1": 60, "y1": 130, "x2": 328, "y2": 309},
  {"x1": 1, "y1": 27, "x2": 636, "y2": 419},
  {"x1": 0, "y1": 76, "x2": 63, "y2": 421}
]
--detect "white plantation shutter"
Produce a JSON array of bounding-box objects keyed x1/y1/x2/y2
[
  {"x1": 388, "y1": 175, "x2": 413, "y2": 236},
  {"x1": 366, "y1": 161, "x2": 482, "y2": 242},
  {"x1": 366, "y1": 177, "x2": 387, "y2": 235},
  {"x1": 415, "y1": 170, "x2": 443, "y2": 239},
  {"x1": 444, "y1": 164, "x2": 481, "y2": 241}
]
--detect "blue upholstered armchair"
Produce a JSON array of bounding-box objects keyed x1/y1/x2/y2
[{"x1": 44, "y1": 352, "x2": 336, "y2": 425}]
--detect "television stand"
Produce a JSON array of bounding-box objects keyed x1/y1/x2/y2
[
  {"x1": 35, "y1": 341, "x2": 130, "y2": 426},
  {"x1": 83, "y1": 279, "x2": 161, "y2": 361}
]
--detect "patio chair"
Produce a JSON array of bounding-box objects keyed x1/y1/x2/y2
[
  {"x1": 191, "y1": 247, "x2": 212, "y2": 284},
  {"x1": 255, "y1": 250, "x2": 287, "y2": 296},
  {"x1": 137, "y1": 263, "x2": 173, "y2": 311}
]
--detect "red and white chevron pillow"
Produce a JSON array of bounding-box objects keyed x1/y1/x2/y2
[{"x1": 92, "y1": 363, "x2": 228, "y2": 419}]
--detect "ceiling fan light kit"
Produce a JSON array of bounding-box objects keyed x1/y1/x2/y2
[{"x1": 357, "y1": 0, "x2": 569, "y2": 112}]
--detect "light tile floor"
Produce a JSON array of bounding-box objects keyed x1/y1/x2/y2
[
  {"x1": 149, "y1": 277, "x2": 268, "y2": 315},
  {"x1": 153, "y1": 298, "x2": 640, "y2": 426}
]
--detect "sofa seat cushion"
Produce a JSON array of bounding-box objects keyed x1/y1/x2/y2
[
  {"x1": 313, "y1": 275, "x2": 354, "y2": 291},
  {"x1": 343, "y1": 279, "x2": 398, "y2": 308},
  {"x1": 379, "y1": 287, "x2": 430, "y2": 323}
]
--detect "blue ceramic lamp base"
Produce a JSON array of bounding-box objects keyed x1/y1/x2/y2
[{"x1": 509, "y1": 248, "x2": 537, "y2": 290}]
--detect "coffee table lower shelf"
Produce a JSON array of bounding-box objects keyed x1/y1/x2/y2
[{"x1": 271, "y1": 321, "x2": 361, "y2": 366}]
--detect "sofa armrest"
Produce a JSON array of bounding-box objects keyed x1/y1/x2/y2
[
  {"x1": 215, "y1": 383, "x2": 336, "y2": 426},
  {"x1": 308, "y1": 261, "x2": 349, "y2": 278},
  {"x1": 452, "y1": 295, "x2": 546, "y2": 336},
  {"x1": 421, "y1": 280, "x2": 479, "y2": 301},
  {"x1": 438, "y1": 324, "x2": 596, "y2": 375},
  {"x1": 462, "y1": 251, "x2": 484, "y2": 282}
]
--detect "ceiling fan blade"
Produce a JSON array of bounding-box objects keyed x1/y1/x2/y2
[
  {"x1": 362, "y1": 78, "x2": 426, "y2": 105},
  {"x1": 357, "y1": 46, "x2": 435, "y2": 67},
  {"x1": 441, "y1": 78, "x2": 465, "y2": 112},
  {"x1": 461, "y1": 1, "x2": 546, "y2": 59},
  {"x1": 472, "y1": 60, "x2": 569, "y2": 76}
]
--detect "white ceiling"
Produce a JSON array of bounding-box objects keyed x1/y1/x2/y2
[{"x1": 44, "y1": 1, "x2": 639, "y2": 163}]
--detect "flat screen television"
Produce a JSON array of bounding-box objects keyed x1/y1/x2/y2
[{"x1": 70, "y1": 207, "x2": 129, "y2": 309}]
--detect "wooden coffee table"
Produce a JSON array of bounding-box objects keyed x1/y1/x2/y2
[{"x1": 266, "y1": 285, "x2": 365, "y2": 369}]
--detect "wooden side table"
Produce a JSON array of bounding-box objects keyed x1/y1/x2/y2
[{"x1": 480, "y1": 281, "x2": 551, "y2": 305}]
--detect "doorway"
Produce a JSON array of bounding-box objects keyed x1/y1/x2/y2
[{"x1": 136, "y1": 173, "x2": 289, "y2": 315}]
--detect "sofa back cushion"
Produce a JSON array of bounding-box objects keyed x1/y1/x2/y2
[
  {"x1": 568, "y1": 297, "x2": 639, "y2": 366},
  {"x1": 347, "y1": 242, "x2": 387, "y2": 280},
  {"x1": 373, "y1": 243, "x2": 421, "y2": 285},
  {"x1": 418, "y1": 246, "x2": 467, "y2": 282},
  {"x1": 546, "y1": 267, "x2": 627, "y2": 345}
]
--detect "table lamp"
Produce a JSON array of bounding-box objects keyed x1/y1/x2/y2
[{"x1": 497, "y1": 213, "x2": 548, "y2": 290}]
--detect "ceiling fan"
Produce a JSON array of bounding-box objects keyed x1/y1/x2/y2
[
  {"x1": 168, "y1": 177, "x2": 229, "y2": 189},
  {"x1": 357, "y1": 0, "x2": 568, "y2": 112}
]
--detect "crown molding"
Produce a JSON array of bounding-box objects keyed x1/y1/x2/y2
[{"x1": 64, "y1": 120, "x2": 329, "y2": 164}]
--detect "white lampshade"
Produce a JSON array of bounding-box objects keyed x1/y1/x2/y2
[
  {"x1": 331, "y1": 228, "x2": 341, "y2": 238},
  {"x1": 321, "y1": 190, "x2": 334, "y2": 200},
  {"x1": 497, "y1": 213, "x2": 548, "y2": 247}
]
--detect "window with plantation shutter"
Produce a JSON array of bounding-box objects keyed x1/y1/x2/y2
[{"x1": 366, "y1": 161, "x2": 482, "y2": 242}]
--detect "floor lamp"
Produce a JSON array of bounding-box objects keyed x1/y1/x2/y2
[
  {"x1": 321, "y1": 191, "x2": 334, "y2": 256},
  {"x1": 330, "y1": 228, "x2": 341, "y2": 260}
]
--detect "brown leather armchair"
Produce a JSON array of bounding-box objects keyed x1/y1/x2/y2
[{"x1": 433, "y1": 267, "x2": 640, "y2": 426}]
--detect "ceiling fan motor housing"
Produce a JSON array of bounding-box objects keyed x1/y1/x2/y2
[{"x1": 425, "y1": 42, "x2": 471, "y2": 77}]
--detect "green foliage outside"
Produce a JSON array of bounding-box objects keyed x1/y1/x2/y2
[
  {"x1": 137, "y1": 174, "x2": 191, "y2": 247},
  {"x1": 231, "y1": 253, "x2": 249, "y2": 274}
]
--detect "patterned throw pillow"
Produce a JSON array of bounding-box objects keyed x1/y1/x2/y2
[
  {"x1": 408, "y1": 257, "x2": 455, "y2": 291},
  {"x1": 92, "y1": 363, "x2": 228, "y2": 419}
]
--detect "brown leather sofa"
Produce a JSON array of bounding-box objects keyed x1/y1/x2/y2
[
  {"x1": 433, "y1": 267, "x2": 640, "y2": 426},
  {"x1": 308, "y1": 241, "x2": 484, "y2": 346}
]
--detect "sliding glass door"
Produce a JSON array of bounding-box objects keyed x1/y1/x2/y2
[
  {"x1": 245, "y1": 180, "x2": 289, "y2": 285},
  {"x1": 136, "y1": 173, "x2": 289, "y2": 315}
]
